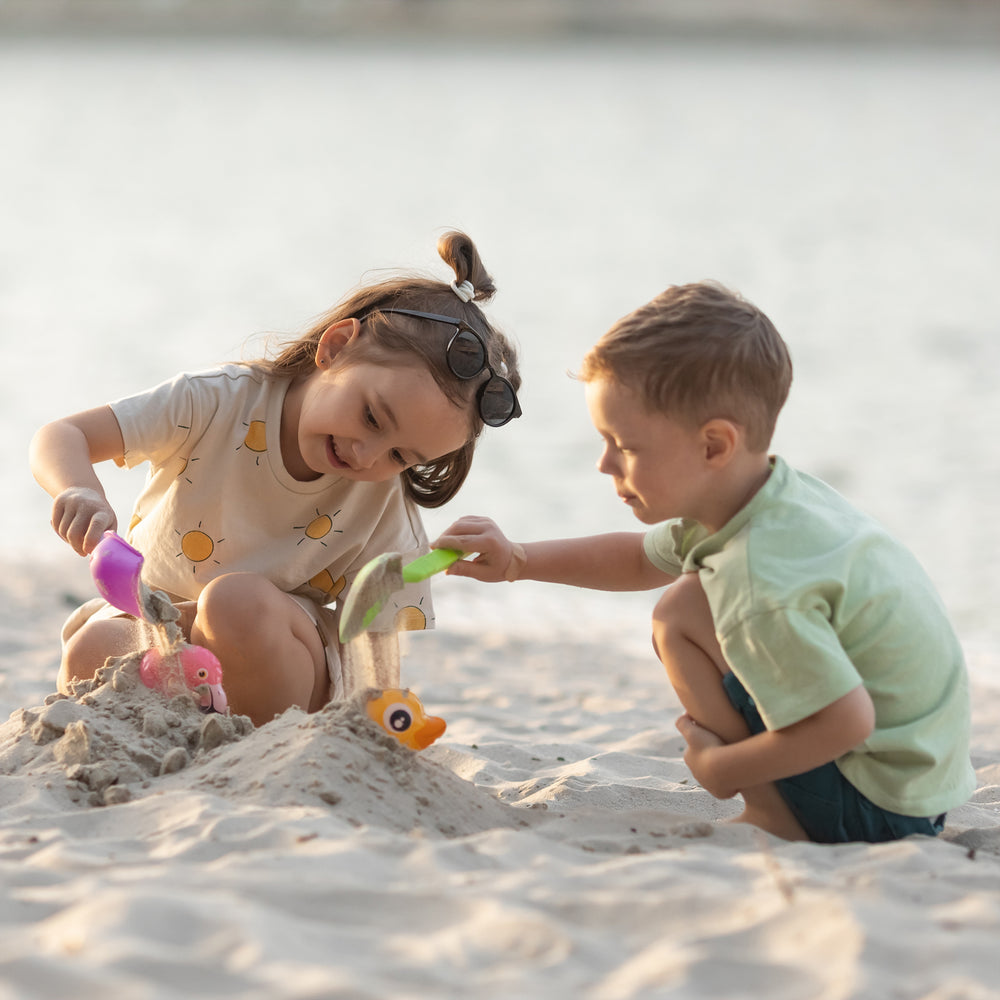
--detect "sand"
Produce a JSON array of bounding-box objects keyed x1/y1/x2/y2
[{"x1": 1, "y1": 561, "x2": 999, "y2": 999}]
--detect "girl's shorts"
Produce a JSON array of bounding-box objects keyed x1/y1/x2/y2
[
  {"x1": 61, "y1": 594, "x2": 345, "y2": 701},
  {"x1": 722, "y1": 672, "x2": 946, "y2": 844}
]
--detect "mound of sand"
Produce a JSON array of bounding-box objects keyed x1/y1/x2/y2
[{"x1": 0, "y1": 652, "x2": 528, "y2": 838}]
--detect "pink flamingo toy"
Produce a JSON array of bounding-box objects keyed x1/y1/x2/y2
[{"x1": 139, "y1": 645, "x2": 229, "y2": 714}]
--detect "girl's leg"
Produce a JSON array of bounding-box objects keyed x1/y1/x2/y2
[
  {"x1": 60, "y1": 615, "x2": 160, "y2": 694},
  {"x1": 190, "y1": 573, "x2": 331, "y2": 727},
  {"x1": 652, "y1": 573, "x2": 808, "y2": 841}
]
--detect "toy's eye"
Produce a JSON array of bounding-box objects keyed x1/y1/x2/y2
[{"x1": 383, "y1": 703, "x2": 413, "y2": 733}]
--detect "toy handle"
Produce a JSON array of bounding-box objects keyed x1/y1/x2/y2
[{"x1": 401, "y1": 548, "x2": 463, "y2": 584}]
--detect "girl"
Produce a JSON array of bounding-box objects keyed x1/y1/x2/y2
[{"x1": 31, "y1": 231, "x2": 521, "y2": 726}]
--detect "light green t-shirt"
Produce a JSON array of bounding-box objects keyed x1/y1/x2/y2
[{"x1": 643, "y1": 456, "x2": 975, "y2": 817}]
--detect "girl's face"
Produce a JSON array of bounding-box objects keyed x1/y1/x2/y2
[{"x1": 284, "y1": 320, "x2": 469, "y2": 483}]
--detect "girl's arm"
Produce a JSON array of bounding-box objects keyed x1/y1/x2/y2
[
  {"x1": 434, "y1": 515, "x2": 674, "y2": 592},
  {"x1": 676, "y1": 684, "x2": 876, "y2": 799},
  {"x1": 30, "y1": 405, "x2": 127, "y2": 556}
]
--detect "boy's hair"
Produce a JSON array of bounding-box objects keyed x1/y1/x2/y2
[
  {"x1": 580, "y1": 281, "x2": 792, "y2": 452},
  {"x1": 249, "y1": 231, "x2": 521, "y2": 509}
]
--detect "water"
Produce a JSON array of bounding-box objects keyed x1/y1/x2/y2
[{"x1": 2, "y1": 34, "x2": 998, "y2": 670}]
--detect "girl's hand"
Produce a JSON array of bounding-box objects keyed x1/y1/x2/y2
[
  {"x1": 675, "y1": 713, "x2": 738, "y2": 800},
  {"x1": 433, "y1": 515, "x2": 524, "y2": 583},
  {"x1": 51, "y1": 486, "x2": 117, "y2": 556}
]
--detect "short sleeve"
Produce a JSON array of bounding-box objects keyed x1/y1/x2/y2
[
  {"x1": 110, "y1": 372, "x2": 204, "y2": 471},
  {"x1": 644, "y1": 519, "x2": 707, "y2": 576}
]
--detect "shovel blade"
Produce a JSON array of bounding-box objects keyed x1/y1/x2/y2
[{"x1": 338, "y1": 552, "x2": 404, "y2": 643}]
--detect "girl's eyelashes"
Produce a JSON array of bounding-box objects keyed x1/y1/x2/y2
[{"x1": 364, "y1": 405, "x2": 406, "y2": 467}]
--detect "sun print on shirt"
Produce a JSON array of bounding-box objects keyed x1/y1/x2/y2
[
  {"x1": 175, "y1": 522, "x2": 224, "y2": 573},
  {"x1": 178, "y1": 455, "x2": 200, "y2": 485},
  {"x1": 236, "y1": 419, "x2": 267, "y2": 465},
  {"x1": 309, "y1": 569, "x2": 347, "y2": 604},
  {"x1": 391, "y1": 595, "x2": 430, "y2": 632},
  {"x1": 295, "y1": 508, "x2": 343, "y2": 547}
]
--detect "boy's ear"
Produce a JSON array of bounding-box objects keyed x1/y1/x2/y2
[
  {"x1": 700, "y1": 418, "x2": 741, "y2": 466},
  {"x1": 315, "y1": 318, "x2": 361, "y2": 369}
]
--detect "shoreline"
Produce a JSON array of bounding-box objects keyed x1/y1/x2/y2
[{"x1": 2, "y1": 0, "x2": 1000, "y2": 47}]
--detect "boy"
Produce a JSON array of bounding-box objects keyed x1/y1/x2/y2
[{"x1": 435, "y1": 281, "x2": 975, "y2": 843}]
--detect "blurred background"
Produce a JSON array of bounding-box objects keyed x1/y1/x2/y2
[{"x1": 2, "y1": 0, "x2": 998, "y2": 670}]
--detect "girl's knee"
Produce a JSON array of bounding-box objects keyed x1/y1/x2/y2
[
  {"x1": 60, "y1": 617, "x2": 150, "y2": 689},
  {"x1": 196, "y1": 573, "x2": 273, "y2": 633}
]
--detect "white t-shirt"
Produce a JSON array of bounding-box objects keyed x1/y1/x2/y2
[{"x1": 110, "y1": 364, "x2": 434, "y2": 634}]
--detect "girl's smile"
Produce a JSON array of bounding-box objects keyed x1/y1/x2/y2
[{"x1": 283, "y1": 359, "x2": 470, "y2": 484}]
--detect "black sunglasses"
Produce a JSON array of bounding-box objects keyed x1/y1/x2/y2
[{"x1": 378, "y1": 308, "x2": 522, "y2": 428}]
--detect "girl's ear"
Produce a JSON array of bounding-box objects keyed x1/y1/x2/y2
[
  {"x1": 315, "y1": 318, "x2": 361, "y2": 369},
  {"x1": 700, "y1": 418, "x2": 741, "y2": 466}
]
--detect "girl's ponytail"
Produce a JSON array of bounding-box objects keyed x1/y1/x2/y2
[{"x1": 437, "y1": 231, "x2": 496, "y2": 304}]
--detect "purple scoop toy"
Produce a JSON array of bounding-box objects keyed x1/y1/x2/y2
[{"x1": 88, "y1": 530, "x2": 146, "y2": 619}]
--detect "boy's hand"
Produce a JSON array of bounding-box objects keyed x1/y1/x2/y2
[
  {"x1": 676, "y1": 714, "x2": 738, "y2": 800},
  {"x1": 51, "y1": 486, "x2": 117, "y2": 557},
  {"x1": 433, "y1": 515, "x2": 524, "y2": 583}
]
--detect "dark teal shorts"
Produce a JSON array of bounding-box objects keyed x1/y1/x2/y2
[{"x1": 723, "y1": 672, "x2": 946, "y2": 844}]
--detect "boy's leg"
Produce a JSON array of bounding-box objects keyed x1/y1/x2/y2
[
  {"x1": 652, "y1": 573, "x2": 808, "y2": 841},
  {"x1": 191, "y1": 572, "x2": 331, "y2": 727}
]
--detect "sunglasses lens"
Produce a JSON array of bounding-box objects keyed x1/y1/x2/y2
[
  {"x1": 448, "y1": 329, "x2": 486, "y2": 379},
  {"x1": 479, "y1": 377, "x2": 518, "y2": 427}
]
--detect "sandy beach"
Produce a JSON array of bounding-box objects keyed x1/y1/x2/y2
[
  {"x1": 0, "y1": 560, "x2": 997, "y2": 999},
  {"x1": 3, "y1": 14, "x2": 999, "y2": 996}
]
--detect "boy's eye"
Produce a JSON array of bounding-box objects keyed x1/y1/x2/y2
[{"x1": 365, "y1": 406, "x2": 379, "y2": 429}]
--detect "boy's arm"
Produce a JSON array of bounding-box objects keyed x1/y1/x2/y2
[
  {"x1": 677, "y1": 684, "x2": 876, "y2": 799},
  {"x1": 30, "y1": 405, "x2": 127, "y2": 556},
  {"x1": 434, "y1": 515, "x2": 674, "y2": 592}
]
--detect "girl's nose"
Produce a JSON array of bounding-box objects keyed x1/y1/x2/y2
[{"x1": 352, "y1": 439, "x2": 380, "y2": 470}]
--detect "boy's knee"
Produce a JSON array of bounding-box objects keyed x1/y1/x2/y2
[
  {"x1": 651, "y1": 573, "x2": 715, "y2": 658},
  {"x1": 652, "y1": 573, "x2": 705, "y2": 629}
]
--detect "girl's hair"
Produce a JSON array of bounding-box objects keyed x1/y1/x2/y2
[
  {"x1": 580, "y1": 281, "x2": 792, "y2": 452},
  {"x1": 250, "y1": 231, "x2": 520, "y2": 508}
]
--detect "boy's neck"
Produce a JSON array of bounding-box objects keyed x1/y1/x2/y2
[{"x1": 698, "y1": 451, "x2": 773, "y2": 535}]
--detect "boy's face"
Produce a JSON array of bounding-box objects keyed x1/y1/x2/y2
[{"x1": 585, "y1": 377, "x2": 712, "y2": 526}]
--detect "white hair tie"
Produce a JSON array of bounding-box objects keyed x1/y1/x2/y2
[{"x1": 451, "y1": 279, "x2": 475, "y2": 303}]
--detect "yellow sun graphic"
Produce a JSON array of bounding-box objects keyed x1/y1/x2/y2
[
  {"x1": 310, "y1": 570, "x2": 346, "y2": 603},
  {"x1": 394, "y1": 605, "x2": 428, "y2": 632},
  {"x1": 294, "y1": 508, "x2": 342, "y2": 547},
  {"x1": 179, "y1": 455, "x2": 200, "y2": 484},
  {"x1": 237, "y1": 420, "x2": 267, "y2": 464},
  {"x1": 175, "y1": 523, "x2": 223, "y2": 572}
]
